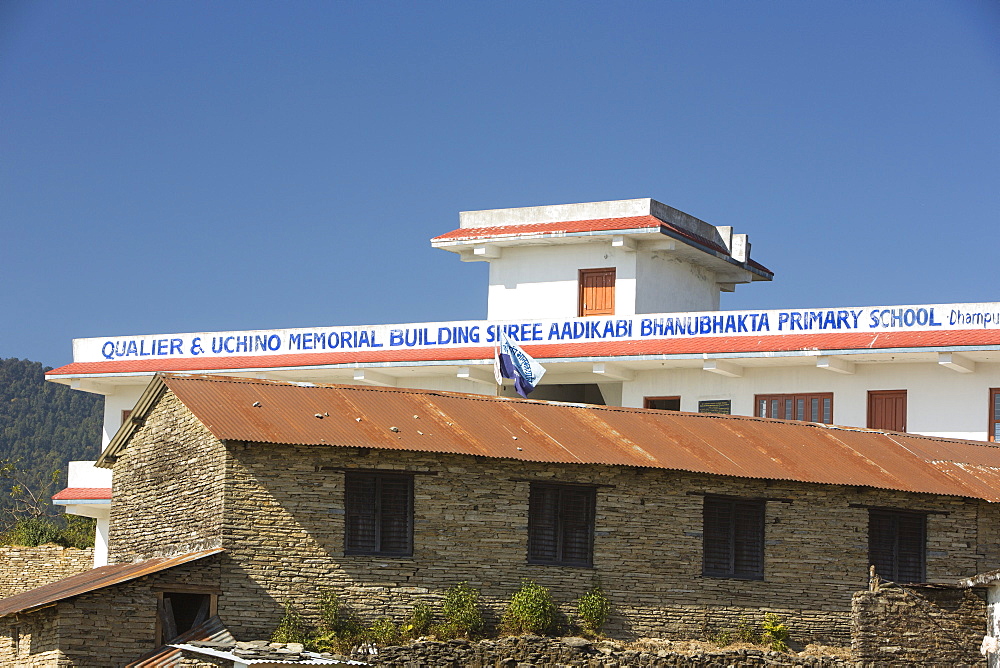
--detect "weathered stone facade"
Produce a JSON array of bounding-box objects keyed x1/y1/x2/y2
[
  {"x1": 852, "y1": 585, "x2": 987, "y2": 666},
  {"x1": 95, "y1": 390, "x2": 1000, "y2": 650},
  {"x1": 108, "y1": 390, "x2": 225, "y2": 563},
  {"x1": 0, "y1": 546, "x2": 93, "y2": 599},
  {"x1": 0, "y1": 555, "x2": 221, "y2": 667}
]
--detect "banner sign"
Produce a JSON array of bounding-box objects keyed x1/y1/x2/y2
[{"x1": 74, "y1": 302, "x2": 1000, "y2": 363}]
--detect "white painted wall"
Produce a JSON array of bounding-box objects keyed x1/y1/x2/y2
[
  {"x1": 67, "y1": 460, "x2": 113, "y2": 488},
  {"x1": 486, "y1": 243, "x2": 724, "y2": 321},
  {"x1": 621, "y1": 361, "x2": 1000, "y2": 441},
  {"x1": 101, "y1": 386, "x2": 145, "y2": 447},
  {"x1": 635, "y1": 250, "x2": 721, "y2": 313},
  {"x1": 487, "y1": 243, "x2": 638, "y2": 320}
]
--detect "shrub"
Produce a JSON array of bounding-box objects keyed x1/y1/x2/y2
[
  {"x1": 270, "y1": 603, "x2": 309, "y2": 644},
  {"x1": 403, "y1": 602, "x2": 434, "y2": 639},
  {"x1": 2, "y1": 517, "x2": 62, "y2": 547},
  {"x1": 437, "y1": 582, "x2": 485, "y2": 639},
  {"x1": 368, "y1": 617, "x2": 402, "y2": 646},
  {"x1": 312, "y1": 592, "x2": 367, "y2": 652},
  {"x1": 576, "y1": 585, "x2": 611, "y2": 635},
  {"x1": 501, "y1": 580, "x2": 558, "y2": 636},
  {"x1": 761, "y1": 613, "x2": 790, "y2": 652}
]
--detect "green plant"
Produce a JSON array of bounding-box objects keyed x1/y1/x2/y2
[
  {"x1": 403, "y1": 602, "x2": 434, "y2": 639},
  {"x1": 501, "y1": 580, "x2": 558, "y2": 636},
  {"x1": 368, "y1": 617, "x2": 402, "y2": 645},
  {"x1": 2, "y1": 517, "x2": 62, "y2": 547},
  {"x1": 312, "y1": 592, "x2": 367, "y2": 652},
  {"x1": 270, "y1": 603, "x2": 309, "y2": 644},
  {"x1": 761, "y1": 613, "x2": 790, "y2": 652},
  {"x1": 576, "y1": 585, "x2": 611, "y2": 636},
  {"x1": 437, "y1": 582, "x2": 485, "y2": 639}
]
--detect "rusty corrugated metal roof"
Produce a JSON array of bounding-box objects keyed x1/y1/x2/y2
[
  {"x1": 127, "y1": 615, "x2": 235, "y2": 668},
  {"x1": 0, "y1": 548, "x2": 222, "y2": 618},
  {"x1": 105, "y1": 374, "x2": 1000, "y2": 502}
]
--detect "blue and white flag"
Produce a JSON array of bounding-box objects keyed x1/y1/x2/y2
[{"x1": 494, "y1": 327, "x2": 546, "y2": 398}]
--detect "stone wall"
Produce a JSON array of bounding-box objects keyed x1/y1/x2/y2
[
  {"x1": 217, "y1": 441, "x2": 996, "y2": 645},
  {"x1": 108, "y1": 389, "x2": 226, "y2": 563},
  {"x1": 0, "y1": 554, "x2": 221, "y2": 668},
  {"x1": 0, "y1": 545, "x2": 93, "y2": 599},
  {"x1": 852, "y1": 585, "x2": 986, "y2": 666},
  {"x1": 350, "y1": 636, "x2": 852, "y2": 667}
]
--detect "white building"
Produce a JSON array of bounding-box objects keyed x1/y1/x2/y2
[{"x1": 47, "y1": 198, "x2": 1000, "y2": 563}]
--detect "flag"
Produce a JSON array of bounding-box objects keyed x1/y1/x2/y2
[{"x1": 493, "y1": 327, "x2": 546, "y2": 398}]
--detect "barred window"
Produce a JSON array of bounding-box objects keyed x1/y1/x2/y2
[
  {"x1": 528, "y1": 484, "x2": 596, "y2": 567},
  {"x1": 344, "y1": 473, "x2": 413, "y2": 556},
  {"x1": 703, "y1": 496, "x2": 765, "y2": 579},
  {"x1": 869, "y1": 509, "x2": 925, "y2": 584}
]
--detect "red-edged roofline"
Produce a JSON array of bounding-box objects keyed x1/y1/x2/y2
[
  {"x1": 52, "y1": 487, "x2": 112, "y2": 501},
  {"x1": 432, "y1": 215, "x2": 774, "y2": 276},
  {"x1": 46, "y1": 329, "x2": 1000, "y2": 377},
  {"x1": 432, "y1": 215, "x2": 661, "y2": 241}
]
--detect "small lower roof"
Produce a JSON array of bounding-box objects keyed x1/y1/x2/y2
[{"x1": 0, "y1": 548, "x2": 222, "y2": 618}]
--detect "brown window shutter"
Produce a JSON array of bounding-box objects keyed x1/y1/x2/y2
[
  {"x1": 868, "y1": 509, "x2": 925, "y2": 583},
  {"x1": 868, "y1": 390, "x2": 907, "y2": 432},
  {"x1": 579, "y1": 268, "x2": 616, "y2": 317}
]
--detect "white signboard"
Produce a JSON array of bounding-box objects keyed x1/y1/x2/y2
[{"x1": 73, "y1": 302, "x2": 1000, "y2": 363}]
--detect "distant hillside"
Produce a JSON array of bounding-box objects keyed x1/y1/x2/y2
[{"x1": 0, "y1": 358, "x2": 103, "y2": 515}]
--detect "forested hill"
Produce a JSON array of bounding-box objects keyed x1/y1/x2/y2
[{"x1": 0, "y1": 358, "x2": 103, "y2": 513}]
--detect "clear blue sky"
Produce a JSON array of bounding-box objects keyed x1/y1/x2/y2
[{"x1": 2, "y1": 1, "x2": 998, "y2": 367}]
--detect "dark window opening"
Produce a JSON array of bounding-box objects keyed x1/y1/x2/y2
[
  {"x1": 345, "y1": 472, "x2": 413, "y2": 556},
  {"x1": 528, "y1": 483, "x2": 596, "y2": 567},
  {"x1": 990, "y1": 389, "x2": 1000, "y2": 443},
  {"x1": 121, "y1": 409, "x2": 132, "y2": 427},
  {"x1": 703, "y1": 496, "x2": 765, "y2": 580},
  {"x1": 644, "y1": 396, "x2": 680, "y2": 411},
  {"x1": 158, "y1": 592, "x2": 212, "y2": 644},
  {"x1": 869, "y1": 509, "x2": 926, "y2": 584},
  {"x1": 755, "y1": 393, "x2": 833, "y2": 424}
]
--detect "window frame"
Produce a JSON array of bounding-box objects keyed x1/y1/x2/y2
[
  {"x1": 527, "y1": 483, "x2": 596, "y2": 568},
  {"x1": 344, "y1": 472, "x2": 414, "y2": 557},
  {"x1": 754, "y1": 392, "x2": 833, "y2": 424},
  {"x1": 702, "y1": 495, "x2": 766, "y2": 580},
  {"x1": 990, "y1": 388, "x2": 1000, "y2": 443},
  {"x1": 578, "y1": 267, "x2": 616, "y2": 317},
  {"x1": 867, "y1": 390, "x2": 907, "y2": 432},
  {"x1": 868, "y1": 509, "x2": 926, "y2": 584},
  {"x1": 644, "y1": 396, "x2": 681, "y2": 411}
]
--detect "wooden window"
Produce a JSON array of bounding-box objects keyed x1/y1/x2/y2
[
  {"x1": 991, "y1": 389, "x2": 1000, "y2": 443},
  {"x1": 157, "y1": 591, "x2": 216, "y2": 644},
  {"x1": 644, "y1": 396, "x2": 680, "y2": 411},
  {"x1": 528, "y1": 483, "x2": 596, "y2": 567},
  {"x1": 868, "y1": 509, "x2": 926, "y2": 584},
  {"x1": 345, "y1": 472, "x2": 413, "y2": 556},
  {"x1": 579, "y1": 268, "x2": 615, "y2": 317},
  {"x1": 867, "y1": 390, "x2": 907, "y2": 432},
  {"x1": 754, "y1": 393, "x2": 833, "y2": 424},
  {"x1": 121, "y1": 409, "x2": 132, "y2": 427},
  {"x1": 703, "y1": 496, "x2": 765, "y2": 579}
]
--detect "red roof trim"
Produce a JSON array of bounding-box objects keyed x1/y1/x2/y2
[
  {"x1": 52, "y1": 487, "x2": 112, "y2": 501},
  {"x1": 431, "y1": 215, "x2": 662, "y2": 241},
  {"x1": 45, "y1": 329, "x2": 1000, "y2": 377}
]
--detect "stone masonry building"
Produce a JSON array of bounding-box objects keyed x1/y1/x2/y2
[{"x1": 3, "y1": 372, "x2": 1000, "y2": 665}]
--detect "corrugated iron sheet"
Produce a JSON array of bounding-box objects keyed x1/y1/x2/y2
[
  {"x1": 127, "y1": 615, "x2": 234, "y2": 667},
  {"x1": 0, "y1": 548, "x2": 222, "y2": 618},
  {"x1": 136, "y1": 374, "x2": 1000, "y2": 503}
]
